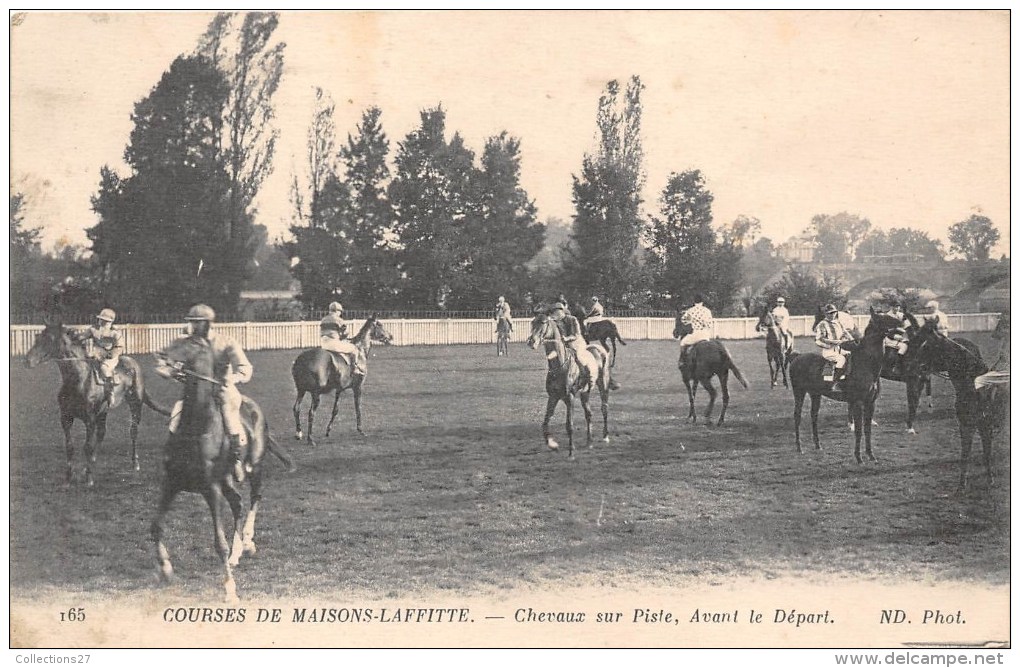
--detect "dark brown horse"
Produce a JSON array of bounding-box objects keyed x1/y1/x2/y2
[
  {"x1": 755, "y1": 308, "x2": 790, "y2": 388},
  {"x1": 527, "y1": 313, "x2": 612, "y2": 459},
  {"x1": 24, "y1": 317, "x2": 169, "y2": 487},
  {"x1": 291, "y1": 315, "x2": 393, "y2": 445},
  {"x1": 813, "y1": 308, "x2": 932, "y2": 432},
  {"x1": 672, "y1": 318, "x2": 749, "y2": 425},
  {"x1": 789, "y1": 313, "x2": 904, "y2": 463},
  {"x1": 905, "y1": 318, "x2": 1001, "y2": 492},
  {"x1": 575, "y1": 308, "x2": 627, "y2": 367},
  {"x1": 150, "y1": 335, "x2": 294, "y2": 602}
]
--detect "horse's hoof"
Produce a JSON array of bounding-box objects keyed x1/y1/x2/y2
[
  {"x1": 771, "y1": 382, "x2": 777, "y2": 388},
  {"x1": 872, "y1": 420, "x2": 879, "y2": 426},
  {"x1": 603, "y1": 436, "x2": 610, "y2": 444},
  {"x1": 243, "y1": 543, "x2": 257, "y2": 557},
  {"x1": 324, "y1": 429, "x2": 331, "y2": 437},
  {"x1": 157, "y1": 562, "x2": 174, "y2": 583},
  {"x1": 547, "y1": 439, "x2": 559, "y2": 451},
  {"x1": 295, "y1": 431, "x2": 303, "y2": 441},
  {"x1": 906, "y1": 428, "x2": 917, "y2": 435}
]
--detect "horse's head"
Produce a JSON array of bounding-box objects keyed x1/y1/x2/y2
[
  {"x1": 755, "y1": 308, "x2": 774, "y2": 332},
  {"x1": 865, "y1": 312, "x2": 906, "y2": 340},
  {"x1": 673, "y1": 314, "x2": 691, "y2": 340},
  {"x1": 527, "y1": 312, "x2": 557, "y2": 350},
  {"x1": 25, "y1": 318, "x2": 74, "y2": 368},
  {"x1": 812, "y1": 306, "x2": 826, "y2": 331},
  {"x1": 367, "y1": 315, "x2": 394, "y2": 345}
]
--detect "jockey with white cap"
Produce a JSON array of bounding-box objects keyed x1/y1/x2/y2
[
  {"x1": 815, "y1": 302, "x2": 855, "y2": 389},
  {"x1": 770, "y1": 297, "x2": 794, "y2": 352},
  {"x1": 585, "y1": 296, "x2": 606, "y2": 325},
  {"x1": 923, "y1": 300, "x2": 950, "y2": 336},
  {"x1": 72, "y1": 307, "x2": 124, "y2": 406},
  {"x1": 320, "y1": 301, "x2": 367, "y2": 376}
]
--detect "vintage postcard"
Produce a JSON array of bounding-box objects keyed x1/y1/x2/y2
[{"x1": 7, "y1": 10, "x2": 1010, "y2": 655}]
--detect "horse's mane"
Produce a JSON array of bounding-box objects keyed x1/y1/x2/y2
[{"x1": 351, "y1": 316, "x2": 375, "y2": 344}]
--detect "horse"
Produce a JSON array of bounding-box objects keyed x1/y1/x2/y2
[
  {"x1": 788, "y1": 312, "x2": 904, "y2": 463},
  {"x1": 813, "y1": 308, "x2": 932, "y2": 433},
  {"x1": 23, "y1": 316, "x2": 169, "y2": 487},
  {"x1": 496, "y1": 316, "x2": 512, "y2": 356},
  {"x1": 527, "y1": 312, "x2": 612, "y2": 459},
  {"x1": 672, "y1": 318, "x2": 749, "y2": 425},
  {"x1": 905, "y1": 318, "x2": 1002, "y2": 492},
  {"x1": 755, "y1": 308, "x2": 791, "y2": 388},
  {"x1": 291, "y1": 315, "x2": 393, "y2": 446},
  {"x1": 575, "y1": 309, "x2": 627, "y2": 367},
  {"x1": 150, "y1": 334, "x2": 294, "y2": 602}
]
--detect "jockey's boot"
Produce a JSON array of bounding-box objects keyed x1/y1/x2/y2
[
  {"x1": 831, "y1": 366, "x2": 846, "y2": 393},
  {"x1": 608, "y1": 378, "x2": 621, "y2": 391},
  {"x1": 229, "y1": 434, "x2": 246, "y2": 483},
  {"x1": 677, "y1": 346, "x2": 689, "y2": 371}
]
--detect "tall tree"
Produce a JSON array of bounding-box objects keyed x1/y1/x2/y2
[
  {"x1": 760, "y1": 268, "x2": 847, "y2": 316},
  {"x1": 948, "y1": 214, "x2": 1000, "y2": 261},
  {"x1": 388, "y1": 107, "x2": 476, "y2": 309},
  {"x1": 644, "y1": 169, "x2": 742, "y2": 312},
  {"x1": 811, "y1": 211, "x2": 872, "y2": 263},
  {"x1": 721, "y1": 214, "x2": 762, "y2": 248},
  {"x1": 10, "y1": 192, "x2": 45, "y2": 315},
  {"x1": 89, "y1": 55, "x2": 237, "y2": 315},
  {"x1": 561, "y1": 76, "x2": 647, "y2": 305},
  {"x1": 197, "y1": 11, "x2": 286, "y2": 308},
  {"x1": 337, "y1": 106, "x2": 401, "y2": 308}
]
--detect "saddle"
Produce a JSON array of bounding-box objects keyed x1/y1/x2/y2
[{"x1": 325, "y1": 350, "x2": 355, "y2": 374}]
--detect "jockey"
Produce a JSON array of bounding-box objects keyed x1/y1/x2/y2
[
  {"x1": 549, "y1": 301, "x2": 599, "y2": 394},
  {"x1": 157, "y1": 304, "x2": 252, "y2": 482},
  {"x1": 924, "y1": 300, "x2": 950, "y2": 336},
  {"x1": 320, "y1": 301, "x2": 366, "y2": 376},
  {"x1": 678, "y1": 294, "x2": 714, "y2": 369},
  {"x1": 494, "y1": 295, "x2": 513, "y2": 333},
  {"x1": 816, "y1": 303, "x2": 855, "y2": 388},
  {"x1": 585, "y1": 296, "x2": 606, "y2": 325},
  {"x1": 73, "y1": 308, "x2": 124, "y2": 405},
  {"x1": 770, "y1": 297, "x2": 794, "y2": 352}
]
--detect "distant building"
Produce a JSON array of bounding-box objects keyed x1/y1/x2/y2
[{"x1": 777, "y1": 233, "x2": 817, "y2": 263}]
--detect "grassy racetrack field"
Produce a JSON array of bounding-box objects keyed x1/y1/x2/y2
[{"x1": 10, "y1": 335, "x2": 1009, "y2": 606}]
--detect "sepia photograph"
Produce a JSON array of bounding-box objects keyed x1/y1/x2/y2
[{"x1": 7, "y1": 9, "x2": 1011, "y2": 655}]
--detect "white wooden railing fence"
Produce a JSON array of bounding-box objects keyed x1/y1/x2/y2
[{"x1": 9, "y1": 313, "x2": 1002, "y2": 357}]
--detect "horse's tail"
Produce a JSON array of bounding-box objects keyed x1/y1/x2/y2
[
  {"x1": 266, "y1": 432, "x2": 296, "y2": 473},
  {"x1": 142, "y1": 391, "x2": 172, "y2": 417},
  {"x1": 722, "y1": 346, "x2": 749, "y2": 389}
]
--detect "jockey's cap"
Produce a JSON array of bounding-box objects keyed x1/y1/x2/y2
[
  {"x1": 592, "y1": 296, "x2": 599, "y2": 302},
  {"x1": 824, "y1": 303, "x2": 838, "y2": 314},
  {"x1": 776, "y1": 297, "x2": 785, "y2": 304},
  {"x1": 694, "y1": 293, "x2": 706, "y2": 304},
  {"x1": 497, "y1": 296, "x2": 505, "y2": 302},
  {"x1": 328, "y1": 301, "x2": 343, "y2": 313},
  {"x1": 926, "y1": 300, "x2": 939, "y2": 310},
  {"x1": 552, "y1": 301, "x2": 567, "y2": 312},
  {"x1": 185, "y1": 304, "x2": 216, "y2": 321},
  {"x1": 97, "y1": 308, "x2": 116, "y2": 323}
]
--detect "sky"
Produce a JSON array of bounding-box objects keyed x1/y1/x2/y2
[{"x1": 9, "y1": 10, "x2": 1012, "y2": 256}]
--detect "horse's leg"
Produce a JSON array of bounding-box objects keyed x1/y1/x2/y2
[
  {"x1": 979, "y1": 421, "x2": 995, "y2": 487},
  {"x1": 905, "y1": 376, "x2": 920, "y2": 434},
  {"x1": 957, "y1": 419, "x2": 975, "y2": 494},
  {"x1": 306, "y1": 393, "x2": 320, "y2": 447},
  {"x1": 701, "y1": 377, "x2": 716, "y2": 425},
  {"x1": 205, "y1": 488, "x2": 239, "y2": 603},
  {"x1": 564, "y1": 395, "x2": 575, "y2": 460},
  {"x1": 224, "y1": 483, "x2": 245, "y2": 568},
  {"x1": 127, "y1": 392, "x2": 143, "y2": 471},
  {"x1": 353, "y1": 379, "x2": 365, "y2": 434},
  {"x1": 810, "y1": 393, "x2": 823, "y2": 451},
  {"x1": 717, "y1": 372, "x2": 730, "y2": 426},
  {"x1": 793, "y1": 389, "x2": 806, "y2": 453},
  {"x1": 542, "y1": 394, "x2": 559, "y2": 451},
  {"x1": 60, "y1": 412, "x2": 75, "y2": 485},
  {"x1": 851, "y1": 401, "x2": 865, "y2": 465},
  {"x1": 324, "y1": 388, "x2": 341, "y2": 438},
  {"x1": 580, "y1": 390, "x2": 593, "y2": 447},
  {"x1": 863, "y1": 399, "x2": 877, "y2": 462},
  {"x1": 293, "y1": 390, "x2": 306, "y2": 441},
  {"x1": 599, "y1": 378, "x2": 610, "y2": 443},
  {"x1": 847, "y1": 404, "x2": 854, "y2": 432},
  {"x1": 242, "y1": 470, "x2": 263, "y2": 556},
  {"x1": 686, "y1": 379, "x2": 697, "y2": 423},
  {"x1": 82, "y1": 418, "x2": 98, "y2": 489},
  {"x1": 151, "y1": 481, "x2": 179, "y2": 583},
  {"x1": 926, "y1": 377, "x2": 934, "y2": 409},
  {"x1": 768, "y1": 352, "x2": 777, "y2": 388},
  {"x1": 780, "y1": 352, "x2": 789, "y2": 388}
]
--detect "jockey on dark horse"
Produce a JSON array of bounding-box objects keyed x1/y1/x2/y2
[
  {"x1": 677, "y1": 294, "x2": 714, "y2": 370},
  {"x1": 815, "y1": 303, "x2": 856, "y2": 392},
  {"x1": 156, "y1": 304, "x2": 252, "y2": 482},
  {"x1": 71, "y1": 308, "x2": 124, "y2": 406},
  {"x1": 320, "y1": 301, "x2": 367, "y2": 377}
]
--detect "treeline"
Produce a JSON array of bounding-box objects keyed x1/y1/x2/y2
[{"x1": 9, "y1": 12, "x2": 1008, "y2": 322}]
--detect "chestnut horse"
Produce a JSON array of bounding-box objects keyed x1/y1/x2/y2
[{"x1": 755, "y1": 308, "x2": 791, "y2": 388}]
